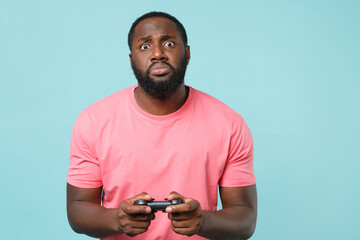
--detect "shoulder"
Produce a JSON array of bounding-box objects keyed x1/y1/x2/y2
[
  {"x1": 75, "y1": 86, "x2": 135, "y2": 131},
  {"x1": 190, "y1": 87, "x2": 246, "y2": 126},
  {"x1": 87, "y1": 86, "x2": 132, "y2": 113},
  {"x1": 75, "y1": 86, "x2": 134, "y2": 125}
]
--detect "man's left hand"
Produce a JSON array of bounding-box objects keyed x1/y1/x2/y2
[{"x1": 165, "y1": 191, "x2": 202, "y2": 236}]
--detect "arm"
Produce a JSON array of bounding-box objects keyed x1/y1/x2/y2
[
  {"x1": 199, "y1": 185, "x2": 257, "y2": 239},
  {"x1": 66, "y1": 183, "x2": 155, "y2": 238},
  {"x1": 166, "y1": 184, "x2": 257, "y2": 240}
]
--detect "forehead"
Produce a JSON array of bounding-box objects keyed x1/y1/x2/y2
[{"x1": 133, "y1": 17, "x2": 181, "y2": 41}]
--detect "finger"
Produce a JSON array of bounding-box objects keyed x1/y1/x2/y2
[
  {"x1": 168, "y1": 211, "x2": 193, "y2": 221},
  {"x1": 128, "y1": 214, "x2": 152, "y2": 222},
  {"x1": 121, "y1": 192, "x2": 153, "y2": 215},
  {"x1": 128, "y1": 212, "x2": 156, "y2": 221},
  {"x1": 129, "y1": 192, "x2": 153, "y2": 202},
  {"x1": 129, "y1": 220, "x2": 152, "y2": 229},
  {"x1": 171, "y1": 219, "x2": 195, "y2": 228},
  {"x1": 167, "y1": 191, "x2": 185, "y2": 201},
  {"x1": 119, "y1": 218, "x2": 152, "y2": 237},
  {"x1": 166, "y1": 200, "x2": 198, "y2": 213},
  {"x1": 122, "y1": 204, "x2": 151, "y2": 215},
  {"x1": 166, "y1": 191, "x2": 189, "y2": 214},
  {"x1": 172, "y1": 221, "x2": 200, "y2": 237},
  {"x1": 171, "y1": 226, "x2": 196, "y2": 237},
  {"x1": 124, "y1": 227, "x2": 149, "y2": 237}
]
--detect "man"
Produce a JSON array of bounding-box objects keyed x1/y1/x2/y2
[{"x1": 67, "y1": 11, "x2": 257, "y2": 240}]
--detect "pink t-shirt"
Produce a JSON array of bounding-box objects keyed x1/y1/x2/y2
[{"x1": 67, "y1": 85, "x2": 255, "y2": 240}]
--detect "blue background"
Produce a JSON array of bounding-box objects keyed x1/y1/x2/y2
[{"x1": 1, "y1": 1, "x2": 359, "y2": 239}]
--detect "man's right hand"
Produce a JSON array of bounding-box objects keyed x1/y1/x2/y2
[{"x1": 117, "y1": 192, "x2": 155, "y2": 237}]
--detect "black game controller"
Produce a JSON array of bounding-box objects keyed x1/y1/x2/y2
[{"x1": 134, "y1": 198, "x2": 184, "y2": 212}]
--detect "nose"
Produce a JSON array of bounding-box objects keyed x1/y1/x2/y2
[{"x1": 150, "y1": 45, "x2": 168, "y2": 62}]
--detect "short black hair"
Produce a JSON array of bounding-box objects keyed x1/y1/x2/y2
[{"x1": 128, "y1": 11, "x2": 188, "y2": 51}]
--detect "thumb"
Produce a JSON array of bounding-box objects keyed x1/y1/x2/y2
[
  {"x1": 167, "y1": 191, "x2": 185, "y2": 201},
  {"x1": 129, "y1": 192, "x2": 153, "y2": 203}
]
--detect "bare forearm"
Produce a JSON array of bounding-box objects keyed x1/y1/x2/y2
[
  {"x1": 197, "y1": 206, "x2": 257, "y2": 240},
  {"x1": 67, "y1": 201, "x2": 121, "y2": 238}
]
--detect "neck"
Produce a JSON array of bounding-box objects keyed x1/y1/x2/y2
[{"x1": 134, "y1": 84, "x2": 189, "y2": 115}]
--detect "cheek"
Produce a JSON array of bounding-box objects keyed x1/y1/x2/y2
[
  {"x1": 172, "y1": 51, "x2": 187, "y2": 66},
  {"x1": 133, "y1": 57, "x2": 149, "y2": 71}
]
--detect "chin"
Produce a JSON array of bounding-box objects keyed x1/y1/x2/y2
[{"x1": 150, "y1": 74, "x2": 172, "y2": 82}]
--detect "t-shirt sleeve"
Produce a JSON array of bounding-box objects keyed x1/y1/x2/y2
[
  {"x1": 218, "y1": 117, "x2": 256, "y2": 187},
  {"x1": 67, "y1": 110, "x2": 103, "y2": 188}
]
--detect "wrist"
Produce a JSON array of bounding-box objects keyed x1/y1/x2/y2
[
  {"x1": 197, "y1": 209, "x2": 209, "y2": 236},
  {"x1": 110, "y1": 208, "x2": 124, "y2": 234}
]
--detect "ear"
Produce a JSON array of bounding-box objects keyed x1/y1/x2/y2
[
  {"x1": 185, "y1": 45, "x2": 190, "y2": 64},
  {"x1": 129, "y1": 53, "x2": 133, "y2": 68}
]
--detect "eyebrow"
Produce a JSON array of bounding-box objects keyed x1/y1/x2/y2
[
  {"x1": 137, "y1": 34, "x2": 175, "y2": 42},
  {"x1": 161, "y1": 34, "x2": 174, "y2": 40},
  {"x1": 138, "y1": 35, "x2": 152, "y2": 42}
]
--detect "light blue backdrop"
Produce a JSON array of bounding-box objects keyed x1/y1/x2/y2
[{"x1": 1, "y1": 0, "x2": 359, "y2": 239}]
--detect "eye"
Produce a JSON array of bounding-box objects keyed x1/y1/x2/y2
[
  {"x1": 140, "y1": 44, "x2": 150, "y2": 50},
  {"x1": 164, "y1": 41, "x2": 174, "y2": 47}
]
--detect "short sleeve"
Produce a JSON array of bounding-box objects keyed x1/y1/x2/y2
[
  {"x1": 67, "y1": 110, "x2": 103, "y2": 188},
  {"x1": 218, "y1": 117, "x2": 256, "y2": 187}
]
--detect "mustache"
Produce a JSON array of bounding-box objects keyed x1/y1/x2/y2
[{"x1": 146, "y1": 61, "x2": 176, "y2": 75}]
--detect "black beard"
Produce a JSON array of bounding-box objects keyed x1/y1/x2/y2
[{"x1": 131, "y1": 55, "x2": 188, "y2": 99}]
